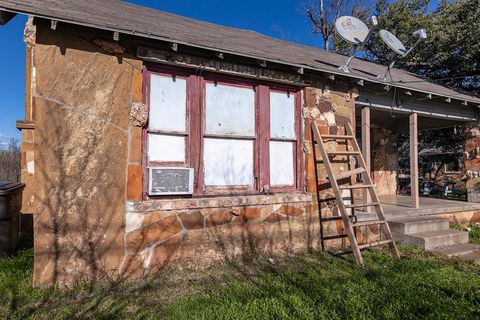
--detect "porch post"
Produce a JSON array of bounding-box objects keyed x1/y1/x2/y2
[
  {"x1": 361, "y1": 107, "x2": 372, "y2": 206},
  {"x1": 410, "y1": 113, "x2": 420, "y2": 208}
]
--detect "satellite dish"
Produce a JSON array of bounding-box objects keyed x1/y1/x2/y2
[
  {"x1": 335, "y1": 16, "x2": 378, "y2": 72},
  {"x1": 335, "y1": 16, "x2": 370, "y2": 45},
  {"x1": 377, "y1": 28, "x2": 427, "y2": 81},
  {"x1": 379, "y1": 30, "x2": 407, "y2": 56}
]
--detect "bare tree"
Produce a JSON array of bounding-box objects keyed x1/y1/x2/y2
[
  {"x1": 0, "y1": 137, "x2": 21, "y2": 182},
  {"x1": 306, "y1": 0, "x2": 371, "y2": 52}
]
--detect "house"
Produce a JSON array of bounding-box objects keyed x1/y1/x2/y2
[{"x1": 1, "y1": 0, "x2": 480, "y2": 286}]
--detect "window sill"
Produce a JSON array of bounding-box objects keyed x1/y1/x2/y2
[{"x1": 131, "y1": 192, "x2": 312, "y2": 213}]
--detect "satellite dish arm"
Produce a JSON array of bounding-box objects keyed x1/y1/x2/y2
[
  {"x1": 404, "y1": 29, "x2": 427, "y2": 57},
  {"x1": 363, "y1": 16, "x2": 378, "y2": 45}
]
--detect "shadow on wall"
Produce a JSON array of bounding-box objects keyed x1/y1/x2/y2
[
  {"x1": 31, "y1": 21, "x2": 136, "y2": 287},
  {"x1": 33, "y1": 103, "x2": 128, "y2": 286}
]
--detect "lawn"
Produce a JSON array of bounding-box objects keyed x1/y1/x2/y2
[{"x1": 1, "y1": 246, "x2": 479, "y2": 319}]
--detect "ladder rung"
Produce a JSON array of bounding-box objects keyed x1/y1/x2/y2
[
  {"x1": 358, "y1": 239, "x2": 393, "y2": 250},
  {"x1": 321, "y1": 135, "x2": 354, "y2": 140},
  {"x1": 336, "y1": 167, "x2": 366, "y2": 180},
  {"x1": 352, "y1": 220, "x2": 385, "y2": 228},
  {"x1": 321, "y1": 215, "x2": 356, "y2": 222},
  {"x1": 323, "y1": 234, "x2": 349, "y2": 241},
  {"x1": 345, "y1": 202, "x2": 380, "y2": 209},
  {"x1": 326, "y1": 151, "x2": 361, "y2": 156},
  {"x1": 339, "y1": 184, "x2": 374, "y2": 190}
]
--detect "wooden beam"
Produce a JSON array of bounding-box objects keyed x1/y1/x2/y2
[
  {"x1": 410, "y1": 113, "x2": 419, "y2": 208},
  {"x1": 169, "y1": 42, "x2": 178, "y2": 52},
  {"x1": 361, "y1": 107, "x2": 372, "y2": 208},
  {"x1": 256, "y1": 59, "x2": 267, "y2": 68},
  {"x1": 294, "y1": 67, "x2": 304, "y2": 74}
]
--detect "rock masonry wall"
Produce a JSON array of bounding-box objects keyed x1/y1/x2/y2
[{"x1": 23, "y1": 23, "x2": 373, "y2": 286}]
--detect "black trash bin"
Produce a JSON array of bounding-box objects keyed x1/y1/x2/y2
[{"x1": 0, "y1": 182, "x2": 26, "y2": 257}]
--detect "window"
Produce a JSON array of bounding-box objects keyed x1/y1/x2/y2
[
  {"x1": 147, "y1": 73, "x2": 188, "y2": 164},
  {"x1": 203, "y1": 82, "x2": 255, "y2": 189},
  {"x1": 444, "y1": 159, "x2": 460, "y2": 173},
  {"x1": 146, "y1": 67, "x2": 302, "y2": 196},
  {"x1": 269, "y1": 91, "x2": 296, "y2": 187}
]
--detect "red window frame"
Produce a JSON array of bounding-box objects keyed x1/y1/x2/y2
[
  {"x1": 143, "y1": 65, "x2": 304, "y2": 199},
  {"x1": 144, "y1": 66, "x2": 193, "y2": 167}
]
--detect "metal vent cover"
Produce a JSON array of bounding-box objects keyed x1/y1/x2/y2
[{"x1": 148, "y1": 167, "x2": 194, "y2": 195}]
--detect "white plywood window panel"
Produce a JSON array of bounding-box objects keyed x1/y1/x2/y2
[
  {"x1": 205, "y1": 83, "x2": 255, "y2": 137},
  {"x1": 148, "y1": 134, "x2": 185, "y2": 162},
  {"x1": 149, "y1": 74, "x2": 187, "y2": 132},
  {"x1": 269, "y1": 141, "x2": 294, "y2": 186},
  {"x1": 270, "y1": 92, "x2": 296, "y2": 140},
  {"x1": 204, "y1": 138, "x2": 254, "y2": 186}
]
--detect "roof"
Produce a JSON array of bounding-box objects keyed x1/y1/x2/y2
[{"x1": 1, "y1": 0, "x2": 479, "y2": 105}]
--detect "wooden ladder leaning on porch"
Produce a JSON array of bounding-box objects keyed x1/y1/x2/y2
[{"x1": 311, "y1": 121, "x2": 400, "y2": 265}]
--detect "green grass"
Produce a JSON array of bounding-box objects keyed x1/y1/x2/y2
[
  {"x1": 1, "y1": 248, "x2": 479, "y2": 319},
  {"x1": 452, "y1": 223, "x2": 480, "y2": 244}
]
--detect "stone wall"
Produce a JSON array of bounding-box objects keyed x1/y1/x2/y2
[
  {"x1": 26, "y1": 23, "x2": 142, "y2": 286},
  {"x1": 371, "y1": 123, "x2": 398, "y2": 196},
  {"x1": 21, "y1": 21, "x2": 374, "y2": 286},
  {"x1": 464, "y1": 127, "x2": 480, "y2": 202}
]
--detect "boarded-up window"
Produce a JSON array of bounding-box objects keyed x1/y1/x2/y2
[
  {"x1": 205, "y1": 83, "x2": 255, "y2": 137},
  {"x1": 269, "y1": 91, "x2": 296, "y2": 186},
  {"x1": 204, "y1": 138, "x2": 254, "y2": 186},
  {"x1": 145, "y1": 68, "x2": 302, "y2": 196},
  {"x1": 148, "y1": 73, "x2": 187, "y2": 164},
  {"x1": 203, "y1": 83, "x2": 255, "y2": 188}
]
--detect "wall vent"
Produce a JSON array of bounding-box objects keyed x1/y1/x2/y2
[{"x1": 148, "y1": 167, "x2": 194, "y2": 195}]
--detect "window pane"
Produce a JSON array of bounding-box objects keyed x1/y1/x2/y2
[
  {"x1": 148, "y1": 134, "x2": 185, "y2": 162},
  {"x1": 204, "y1": 138, "x2": 254, "y2": 186},
  {"x1": 149, "y1": 74, "x2": 187, "y2": 132},
  {"x1": 205, "y1": 83, "x2": 255, "y2": 136},
  {"x1": 270, "y1": 92, "x2": 296, "y2": 139},
  {"x1": 270, "y1": 141, "x2": 294, "y2": 186}
]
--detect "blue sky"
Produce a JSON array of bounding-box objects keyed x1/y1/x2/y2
[{"x1": 0, "y1": 0, "x2": 439, "y2": 140}]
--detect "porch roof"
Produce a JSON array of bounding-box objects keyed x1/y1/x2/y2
[{"x1": 1, "y1": 0, "x2": 479, "y2": 106}]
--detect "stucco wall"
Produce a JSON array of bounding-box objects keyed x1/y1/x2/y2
[{"x1": 23, "y1": 22, "x2": 372, "y2": 286}]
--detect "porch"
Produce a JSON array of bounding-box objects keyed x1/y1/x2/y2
[{"x1": 355, "y1": 194, "x2": 480, "y2": 221}]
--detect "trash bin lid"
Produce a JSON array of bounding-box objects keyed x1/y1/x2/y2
[{"x1": 0, "y1": 182, "x2": 26, "y2": 195}]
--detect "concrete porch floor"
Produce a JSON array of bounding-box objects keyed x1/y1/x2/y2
[{"x1": 355, "y1": 195, "x2": 480, "y2": 221}]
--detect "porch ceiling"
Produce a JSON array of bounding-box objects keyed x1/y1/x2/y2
[{"x1": 355, "y1": 108, "x2": 471, "y2": 133}]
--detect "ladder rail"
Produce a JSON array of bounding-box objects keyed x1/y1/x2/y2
[
  {"x1": 345, "y1": 123, "x2": 400, "y2": 259},
  {"x1": 312, "y1": 123, "x2": 364, "y2": 264}
]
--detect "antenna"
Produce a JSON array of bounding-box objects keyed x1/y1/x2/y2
[
  {"x1": 377, "y1": 28, "x2": 427, "y2": 81},
  {"x1": 335, "y1": 16, "x2": 378, "y2": 73}
]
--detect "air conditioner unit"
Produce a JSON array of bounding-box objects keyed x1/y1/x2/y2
[{"x1": 148, "y1": 167, "x2": 194, "y2": 196}]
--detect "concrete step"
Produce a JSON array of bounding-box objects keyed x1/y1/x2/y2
[
  {"x1": 432, "y1": 243, "x2": 480, "y2": 258},
  {"x1": 388, "y1": 216, "x2": 449, "y2": 235},
  {"x1": 457, "y1": 252, "x2": 480, "y2": 264},
  {"x1": 392, "y1": 229, "x2": 469, "y2": 250}
]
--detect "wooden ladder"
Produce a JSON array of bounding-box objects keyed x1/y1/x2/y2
[{"x1": 312, "y1": 121, "x2": 400, "y2": 264}]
